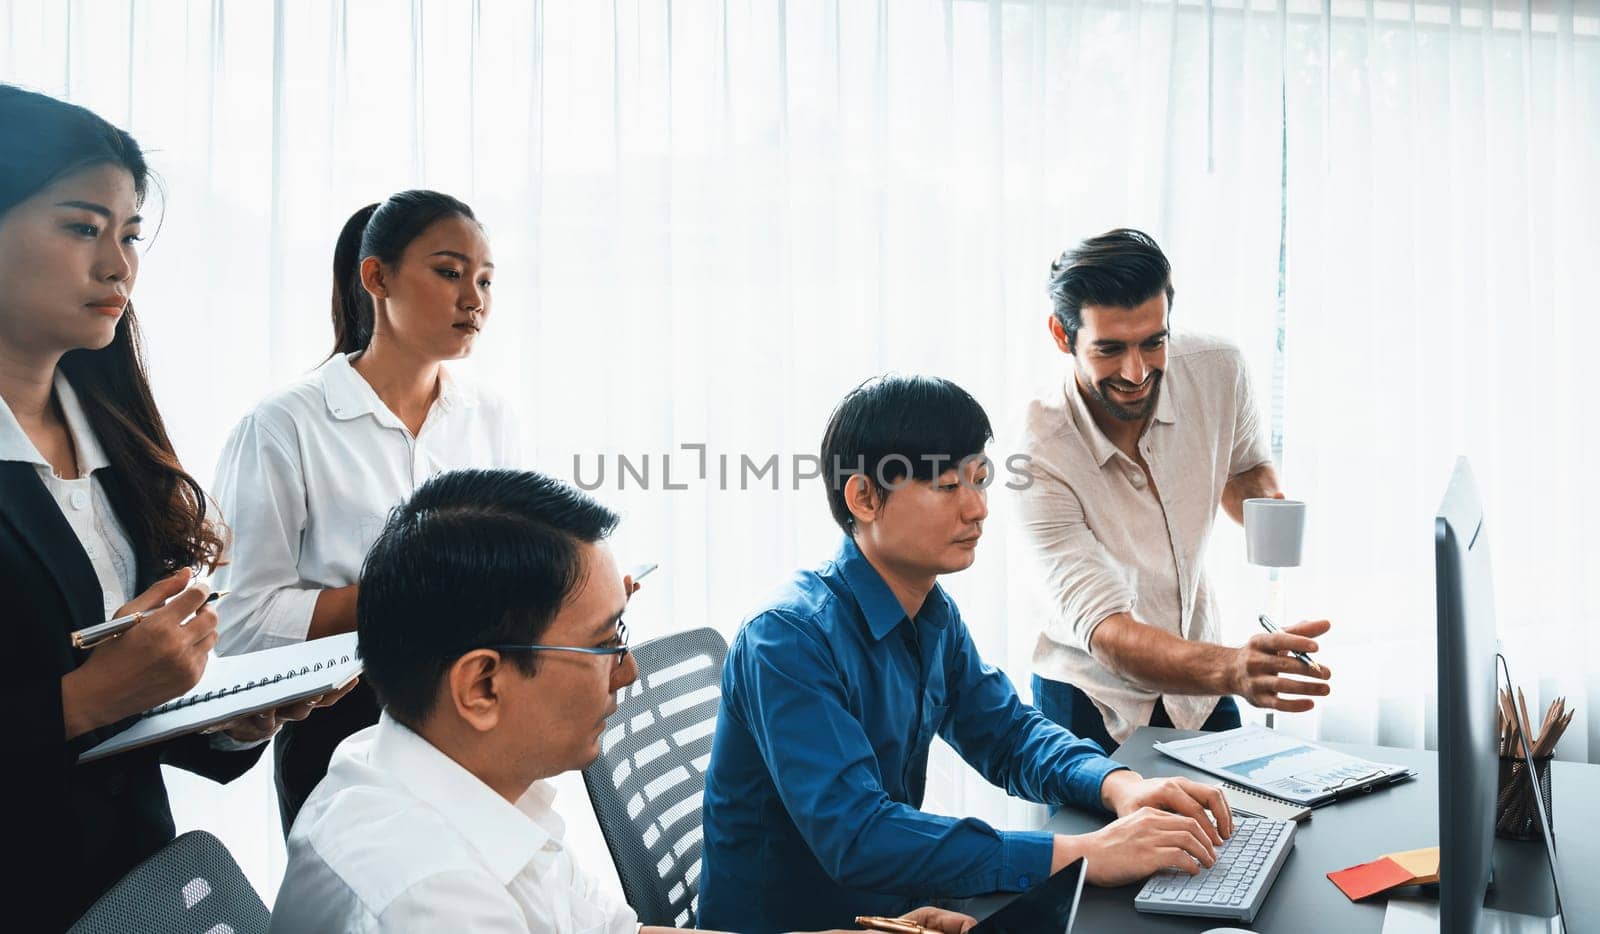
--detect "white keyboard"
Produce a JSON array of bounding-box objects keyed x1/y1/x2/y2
[{"x1": 1133, "y1": 816, "x2": 1297, "y2": 923}]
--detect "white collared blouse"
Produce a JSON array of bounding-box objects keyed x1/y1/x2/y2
[{"x1": 211, "y1": 353, "x2": 522, "y2": 655}]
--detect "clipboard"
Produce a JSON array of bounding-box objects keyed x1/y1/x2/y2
[{"x1": 1154, "y1": 725, "x2": 1414, "y2": 807}]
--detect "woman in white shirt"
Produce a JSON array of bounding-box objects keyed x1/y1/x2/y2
[{"x1": 212, "y1": 189, "x2": 522, "y2": 831}]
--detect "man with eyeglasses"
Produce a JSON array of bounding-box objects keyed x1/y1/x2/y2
[{"x1": 271, "y1": 468, "x2": 974, "y2": 934}]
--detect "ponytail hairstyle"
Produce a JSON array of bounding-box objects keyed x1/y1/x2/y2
[
  {"x1": 329, "y1": 190, "x2": 479, "y2": 358},
  {"x1": 0, "y1": 85, "x2": 225, "y2": 573}
]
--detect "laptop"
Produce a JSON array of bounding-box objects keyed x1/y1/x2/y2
[{"x1": 971, "y1": 857, "x2": 1086, "y2": 933}]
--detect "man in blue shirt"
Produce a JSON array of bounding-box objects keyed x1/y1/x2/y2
[{"x1": 699, "y1": 375, "x2": 1237, "y2": 934}]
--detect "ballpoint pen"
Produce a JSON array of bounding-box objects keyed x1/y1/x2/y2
[
  {"x1": 1257, "y1": 614, "x2": 1324, "y2": 675},
  {"x1": 70, "y1": 590, "x2": 228, "y2": 650},
  {"x1": 855, "y1": 917, "x2": 930, "y2": 934}
]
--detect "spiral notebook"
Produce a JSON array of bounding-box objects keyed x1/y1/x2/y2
[
  {"x1": 1208, "y1": 780, "x2": 1313, "y2": 823},
  {"x1": 78, "y1": 632, "x2": 361, "y2": 764}
]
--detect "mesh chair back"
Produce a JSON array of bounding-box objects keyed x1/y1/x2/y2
[
  {"x1": 69, "y1": 830, "x2": 270, "y2": 934},
  {"x1": 582, "y1": 626, "x2": 727, "y2": 928}
]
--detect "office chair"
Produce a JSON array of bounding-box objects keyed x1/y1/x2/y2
[
  {"x1": 582, "y1": 626, "x2": 728, "y2": 928},
  {"x1": 68, "y1": 830, "x2": 270, "y2": 934}
]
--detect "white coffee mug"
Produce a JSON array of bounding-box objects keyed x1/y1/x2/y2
[{"x1": 1244, "y1": 498, "x2": 1306, "y2": 567}]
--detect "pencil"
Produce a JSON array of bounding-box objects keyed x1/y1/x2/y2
[{"x1": 1515, "y1": 688, "x2": 1536, "y2": 760}]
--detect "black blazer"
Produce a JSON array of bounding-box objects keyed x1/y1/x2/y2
[{"x1": 0, "y1": 460, "x2": 263, "y2": 931}]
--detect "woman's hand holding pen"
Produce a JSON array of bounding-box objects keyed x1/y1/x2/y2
[{"x1": 61, "y1": 568, "x2": 219, "y2": 740}]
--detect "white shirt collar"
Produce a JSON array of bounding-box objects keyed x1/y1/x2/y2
[
  {"x1": 368, "y1": 712, "x2": 558, "y2": 886},
  {"x1": 1152, "y1": 369, "x2": 1177, "y2": 425},
  {"x1": 319, "y1": 353, "x2": 479, "y2": 426},
  {"x1": 1063, "y1": 377, "x2": 1122, "y2": 468},
  {"x1": 0, "y1": 371, "x2": 112, "y2": 474},
  {"x1": 1062, "y1": 371, "x2": 1178, "y2": 468}
]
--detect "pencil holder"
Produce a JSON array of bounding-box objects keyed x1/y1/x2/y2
[{"x1": 1495, "y1": 755, "x2": 1554, "y2": 841}]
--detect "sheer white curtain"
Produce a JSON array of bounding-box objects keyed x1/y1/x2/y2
[
  {"x1": 1276, "y1": 0, "x2": 1600, "y2": 766},
  {"x1": 5, "y1": 0, "x2": 1596, "y2": 906}
]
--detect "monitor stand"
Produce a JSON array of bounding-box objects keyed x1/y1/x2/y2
[
  {"x1": 1484, "y1": 838, "x2": 1560, "y2": 918},
  {"x1": 1381, "y1": 899, "x2": 1563, "y2": 933},
  {"x1": 1381, "y1": 841, "x2": 1563, "y2": 933}
]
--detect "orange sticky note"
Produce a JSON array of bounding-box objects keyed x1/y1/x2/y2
[
  {"x1": 1381, "y1": 847, "x2": 1440, "y2": 886},
  {"x1": 1328, "y1": 857, "x2": 1416, "y2": 901}
]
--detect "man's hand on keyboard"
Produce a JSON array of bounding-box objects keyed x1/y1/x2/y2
[
  {"x1": 1099, "y1": 772, "x2": 1234, "y2": 842},
  {"x1": 1053, "y1": 806, "x2": 1220, "y2": 886}
]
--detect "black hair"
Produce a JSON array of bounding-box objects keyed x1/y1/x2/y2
[
  {"x1": 329, "y1": 189, "x2": 479, "y2": 357},
  {"x1": 819, "y1": 374, "x2": 994, "y2": 535},
  {"x1": 0, "y1": 85, "x2": 224, "y2": 573},
  {"x1": 357, "y1": 468, "x2": 620, "y2": 727},
  {"x1": 1047, "y1": 228, "x2": 1176, "y2": 351}
]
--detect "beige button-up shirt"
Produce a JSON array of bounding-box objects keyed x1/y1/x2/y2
[{"x1": 1014, "y1": 332, "x2": 1271, "y2": 743}]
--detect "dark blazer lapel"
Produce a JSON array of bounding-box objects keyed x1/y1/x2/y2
[{"x1": 0, "y1": 461, "x2": 106, "y2": 634}]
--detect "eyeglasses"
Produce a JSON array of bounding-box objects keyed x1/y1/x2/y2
[{"x1": 485, "y1": 618, "x2": 630, "y2": 668}]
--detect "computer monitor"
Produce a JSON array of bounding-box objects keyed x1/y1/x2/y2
[
  {"x1": 1435, "y1": 457, "x2": 1499, "y2": 932},
  {"x1": 1434, "y1": 457, "x2": 1564, "y2": 932}
]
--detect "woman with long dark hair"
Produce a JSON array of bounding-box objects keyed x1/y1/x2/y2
[
  {"x1": 212, "y1": 190, "x2": 522, "y2": 832},
  {"x1": 0, "y1": 85, "x2": 335, "y2": 931}
]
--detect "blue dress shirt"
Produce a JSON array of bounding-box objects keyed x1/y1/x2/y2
[{"x1": 697, "y1": 537, "x2": 1127, "y2": 933}]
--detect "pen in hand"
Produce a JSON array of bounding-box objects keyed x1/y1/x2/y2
[
  {"x1": 856, "y1": 917, "x2": 930, "y2": 934},
  {"x1": 71, "y1": 590, "x2": 228, "y2": 650},
  {"x1": 1257, "y1": 614, "x2": 1324, "y2": 675}
]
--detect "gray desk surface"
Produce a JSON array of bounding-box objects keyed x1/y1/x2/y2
[{"x1": 969, "y1": 727, "x2": 1599, "y2": 933}]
